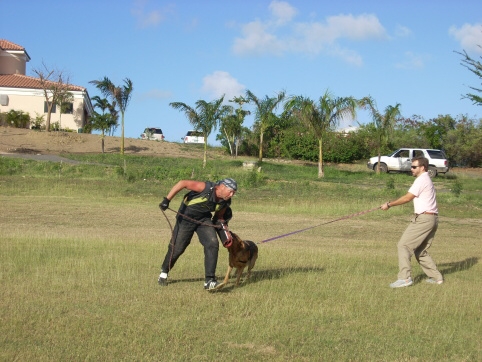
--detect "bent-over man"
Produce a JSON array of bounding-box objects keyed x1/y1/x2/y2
[{"x1": 158, "y1": 178, "x2": 237, "y2": 291}]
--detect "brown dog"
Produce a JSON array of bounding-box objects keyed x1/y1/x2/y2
[{"x1": 223, "y1": 232, "x2": 258, "y2": 286}]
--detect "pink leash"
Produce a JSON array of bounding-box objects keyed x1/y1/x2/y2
[
  {"x1": 258, "y1": 207, "x2": 381, "y2": 244},
  {"x1": 161, "y1": 206, "x2": 381, "y2": 245}
]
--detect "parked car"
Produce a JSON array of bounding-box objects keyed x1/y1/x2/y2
[
  {"x1": 367, "y1": 148, "x2": 449, "y2": 178},
  {"x1": 140, "y1": 127, "x2": 164, "y2": 141},
  {"x1": 182, "y1": 130, "x2": 204, "y2": 144}
]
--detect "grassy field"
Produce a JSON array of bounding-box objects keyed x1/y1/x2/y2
[{"x1": 1, "y1": 155, "x2": 481, "y2": 361}]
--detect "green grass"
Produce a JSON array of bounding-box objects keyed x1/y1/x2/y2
[{"x1": 1, "y1": 155, "x2": 481, "y2": 361}]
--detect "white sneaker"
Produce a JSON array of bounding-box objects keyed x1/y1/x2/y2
[
  {"x1": 389, "y1": 278, "x2": 413, "y2": 288},
  {"x1": 426, "y1": 278, "x2": 443, "y2": 285}
]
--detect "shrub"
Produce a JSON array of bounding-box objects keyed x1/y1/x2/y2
[
  {"x1": 451, "y1": 180, "x2": 463, "y2": 197},
  {"x1": 4, "y1": 109, "x2": 31, "y2": 128},
  {"x1": 31, "y1": 113, "x2": 45, "y2": 130}
]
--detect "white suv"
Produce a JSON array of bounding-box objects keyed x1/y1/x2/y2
[
  {"x1": 140, "y1": 128, "x2": 165, "y2": 141},
  {"x1": 367, "y1": 148, "x2": 449, "y2": 177},
  {"x1": 182, "y1": 130, "x2": 204, "y2": 144}
]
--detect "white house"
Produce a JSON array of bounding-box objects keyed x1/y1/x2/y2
[
  {"x1": 0, "y1": 39, "x2": 93, "y2": 132},
  {"x1": 337, "y1": 125, "x2": 359, "y2": 137}
]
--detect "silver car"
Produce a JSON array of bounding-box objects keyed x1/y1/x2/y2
[
  {"x1": 367, "y1": 148, "x2": 449, "y2": 177},
  {"x1": 141, "y1": 127, "x2": 165, "y2": 141},
  {"x1": 182, "y1": 130, "x2": 204, "y2": 144}
]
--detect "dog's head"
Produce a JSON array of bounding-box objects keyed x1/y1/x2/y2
[{"x1": 224, "y1": 231, "x2": 244, "y2": 249}]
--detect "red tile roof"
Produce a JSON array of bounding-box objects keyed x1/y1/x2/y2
[
  {"x1": 0, "y1": 74, "x2": 86, "y2": 92},
  {"x1": 0, "y1": 39, "x2": 31, "y2": 61},
  {"x1": 0, "y1": 39, "x2": 25, "y2": 51}
]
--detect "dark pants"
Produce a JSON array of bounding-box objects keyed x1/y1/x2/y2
[{"x1": 161, "y1": 216, "x2": 219, "y2": 280}]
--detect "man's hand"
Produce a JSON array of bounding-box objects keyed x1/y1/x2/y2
[
  {"x1": 380, "y1": 202, "x2": 390, "y2": 211},
  {"x1": 159, "y1": 197, "x2": 170, "y2": 211}
]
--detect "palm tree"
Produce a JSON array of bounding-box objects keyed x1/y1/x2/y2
[
  {"x1": 170, "y1": 95, "x2": 227, "y2": 168},
  {"x1": 89, "y1": 77, "x2": 133, "y2": 155},
  {"x1": 90, "y1": 96, "x2": 117, "y2": 153},
  {"x1": 285, "y1": 90, "x2": 358, "y2": 178},
  {"x1": 91, "y1": 95, "x2": 110, "y2": 115},
  {"x1": 55, "y1": 90, "x2": 73, "y2": 131},
  {"x1": 243, "y1": 90, "x2": 286, "y2": 162},
  {"x1": 218, "y1": 97, "x2": 251, "y2": 157},
  {"x1": 360, "y1": 96, "x2": 401, "y2": 174}
]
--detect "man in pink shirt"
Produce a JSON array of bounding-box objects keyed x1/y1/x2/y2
[{"x1": 380, "y1": 156, "x2": 444, "y2": 288}]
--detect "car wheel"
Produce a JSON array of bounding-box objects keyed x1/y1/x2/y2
[
  {"x1": 428, "y1": 166, "x2": 437, "y2": 178},
  {"x1": 375, "y1": 163, "x2": 388, "y2": 173}
]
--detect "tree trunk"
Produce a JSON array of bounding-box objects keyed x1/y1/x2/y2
[
  {"x1": 376, "y1": 134, "x2": 382, "y2": 174},
  {"x1": 46, "y1": 108, "x2": 53, "y2": 132},
  {"x1": 376, "y1": 150, "x2": 381, "y2": 174},
  {"x1": 258, "y1": 131, "x2": 264, "y2": 162},
  {"x1": 203, "y1": 140, "x2": 207, "y2": 168},
  {"x1": 120, "y1": 112, "x2": 125, "y2": 155},
  {"x1": 318, "y1": 138, "x2": 324, "y2": 178},
  {"x1": 223, "y1": 128, "x2": 233, "y2": 156}
]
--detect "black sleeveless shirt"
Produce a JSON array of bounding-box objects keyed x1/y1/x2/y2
[{"x1": 178, "y1": 181, "x2": 231, "y2": 220}]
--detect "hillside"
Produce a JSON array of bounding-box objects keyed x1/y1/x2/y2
[{"x1": 0, "y1": 126, "x2": 215, "y2": 159}]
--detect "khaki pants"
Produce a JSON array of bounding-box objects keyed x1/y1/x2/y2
[{"x1": 397, "y1": 214, "x2": 443, "y2": 281}]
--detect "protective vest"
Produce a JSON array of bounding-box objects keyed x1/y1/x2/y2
[{"x1": 178, "y1": 181, "x2": 231, "y2": 220}]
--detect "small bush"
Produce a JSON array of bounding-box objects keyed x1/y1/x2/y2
[
  {"x1": 451, "y1": 180, "x2": 463, "y2": 197},
  {"x1": 4, "y1": 109, "x2": 31, "y2": 128},
  {"x1": 31, "y1": 113, "x2": 45, "y2": 130},
  {"x1": 386, "y1": 178, "x2": 395, "y2": 190}
]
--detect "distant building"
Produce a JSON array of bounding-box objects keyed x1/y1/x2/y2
[
  {"x1": 0, "y1": 39, "x2": 93, "y2": 132},
  {"x1": 336, "y1": 125, "x2": 359, "y2": 137}
]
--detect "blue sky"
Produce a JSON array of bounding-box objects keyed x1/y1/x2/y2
[{"x1": 2, "y1": 0, "x2": 482, "y2": 144}]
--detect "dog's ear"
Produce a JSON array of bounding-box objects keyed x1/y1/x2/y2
[{"x1": 231, "y1": 232, "x2": 242, "y2": 243}]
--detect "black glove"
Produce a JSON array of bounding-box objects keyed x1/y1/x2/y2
[{"x1": 159, "y1": 197, "x2": 170, "y2": 211}]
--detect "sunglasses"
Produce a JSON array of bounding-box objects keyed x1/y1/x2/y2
[{"x1": 411, "y1": 165, "x2": 422, "y2": 169}]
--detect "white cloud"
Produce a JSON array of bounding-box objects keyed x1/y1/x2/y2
[
  {"x1": 328, "y1": 46, "x2": 363, "y2": 67},
  {"x1": 131, "y1": 0, "x2": 172, "y2": 28},
  {"x1": 324, "y1": 13, "x2": 386, "y2": 40},
  {"x1": 291, "y1": 14, "x2": 385, "y2": 57},
  {"x1": 449, "y1": 23, "x2": 482, "y2": 54},
  {"x1": 395, "y1": 25, "x2": 412, "y2": 37},
  {"x1": 233, "y1": 21, "x2": 285, "y2": 56},
  {"x1": 394, "y1": 51, "x2": 428, "y2": 69},
  {"x1": 201, "y1": 71, "x2": 246, "y2": 101},
  {"x1": 269, "y1": 0, "x2": 298, "y2": 25},
  {"x1": 232, "y1": 3, "x2": 387, "y2": 65}
]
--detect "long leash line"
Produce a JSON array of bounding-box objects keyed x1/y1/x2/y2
[
  {"x1": 161, "y1": 206, "x2": 381, "y2": 246},
  {"x1": 160, "y1": 209, "x2": 175, "y2": 271},
  {"x1": 257, "y1": 206, "x2": 381, "y2": 244}
]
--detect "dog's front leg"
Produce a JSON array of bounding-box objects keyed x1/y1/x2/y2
[
  {"x1": 235, "y1": 267, "x2": 245, "y2": 286},
  {"x1": 223, "y1": 265, "x2": 233, "y2": 285}
]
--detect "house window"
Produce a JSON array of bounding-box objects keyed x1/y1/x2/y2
[
  {"x1": 61, "y1": 102, "x2": 73, "y2": 114},
  {"x1": 44, "y1": 102, "x2": 56, "y2": 113}
]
